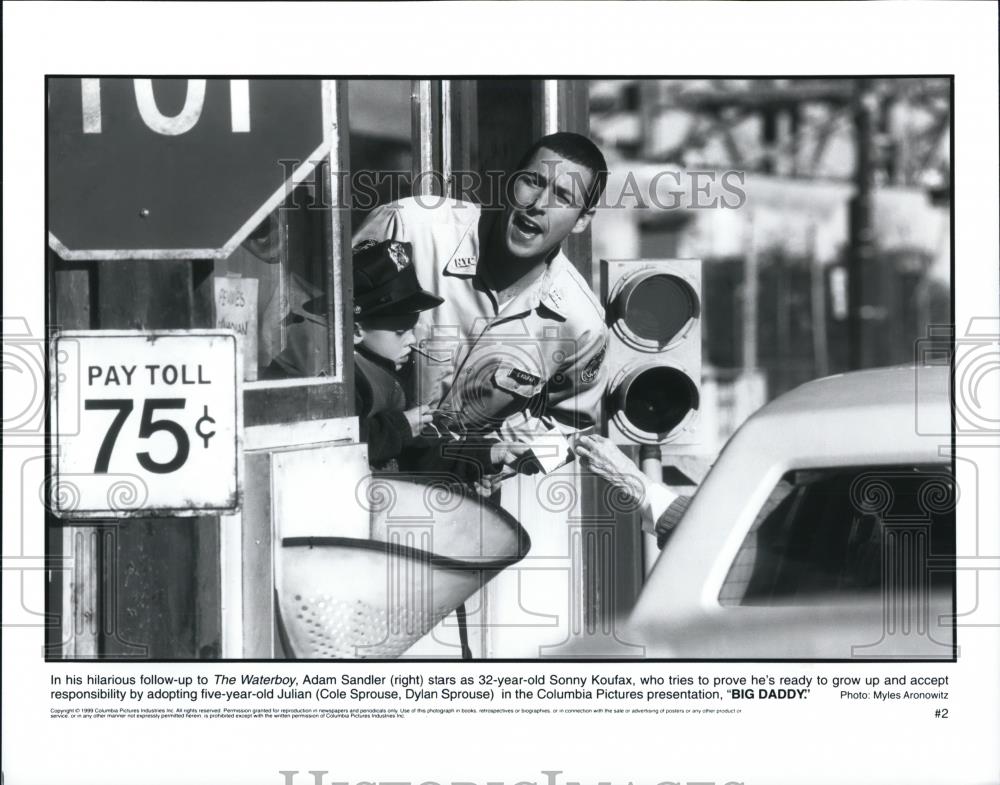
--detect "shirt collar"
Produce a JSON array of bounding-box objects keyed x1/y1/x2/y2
[
  {"x1": 487, "y1": 251, "x2": 574, "y2": 322},
  {"x1": 355, "y1": 344, "x2": 400, "y2": 374},
  {"x1": 443, "y1": 221, "x2": 575, "y2": 319},
  {"x1": 535, "y1": 253, "x2": 574, "y2": 320}
]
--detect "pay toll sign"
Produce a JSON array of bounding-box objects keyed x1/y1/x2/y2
[
  {"x1": 52, "y1": 331, "x2": 242, "y2": 518},
  {"x1": 88, "y1": 363, "x2": 212, "y2": 388}
]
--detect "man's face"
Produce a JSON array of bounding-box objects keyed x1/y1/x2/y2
[
  {"x1": 501, "y1": 146, "x2": 596, "y2": 260},
  {"x1": 355, "y1": 313, "x2": 419, "y2": 371}
]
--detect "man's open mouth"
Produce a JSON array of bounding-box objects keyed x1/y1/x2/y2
[{"x1": 512, "y1": 213, "x2": 543, "y2": 237}]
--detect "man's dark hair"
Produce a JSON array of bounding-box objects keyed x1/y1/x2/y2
[{"x1": 514, "y1": 131, "x2": 609, "y2": 211}]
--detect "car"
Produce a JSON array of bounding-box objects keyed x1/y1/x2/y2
[{"x1": 623, "y1": 364, "x2": 956, "y2": 660}]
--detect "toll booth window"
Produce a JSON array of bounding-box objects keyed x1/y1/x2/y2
[
  {"x1": 718, "y1": 465, "x2": 955, "y2": 606},
  {"x1": 348, "y1": 80, "x2": 412, "y2": 228},
  {"x1": 211, "y1": 183, "x2": 330, "y2": 381}
]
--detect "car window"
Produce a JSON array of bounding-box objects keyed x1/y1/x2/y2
[{"x1": 719, "y1": 464, "x2": 955, "y2": 606}]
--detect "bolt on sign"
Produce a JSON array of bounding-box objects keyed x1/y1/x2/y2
[
  {"x1": 47, "y1": 78, "x2": 332, "y2": 260},
  {"x1": 50, "y1": 331, "x2": 242, "y2": 517}
]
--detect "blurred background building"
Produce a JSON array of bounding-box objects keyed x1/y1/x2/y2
[{"x1": 588, "y1": 78, "x2": 951, "y2": 455}]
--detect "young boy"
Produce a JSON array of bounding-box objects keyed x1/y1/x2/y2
[
  {"x1": 350, "y1": 239, "x2": 443, "y2": 469},
  {"x1": 262, "y1": 239, "x2": 443, "y2": 470}
]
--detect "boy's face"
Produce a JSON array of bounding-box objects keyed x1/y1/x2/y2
[
  {"x1": 354, "y1": 313, "x2": 420, "y2": 370},
  {"x1": 500, "y1": 146, "x2": 596, "y2": 261}
]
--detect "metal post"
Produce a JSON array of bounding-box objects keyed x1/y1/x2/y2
[
  {"x1": 849, "y1": 78, "x2": 876, "y2": 370},
  {"x1": 542, "y1": 80, "x2": 560, "y2": 135},
  {"x1": 639, "y1": 81, "x2": 657, "y2": 159},
  {"x1": 809, "y1": 223, "x2": 830, "y2": 377},
  {"x1": 322, "y1": 79, "x2": 350, "y2": 384},
  {"x1": 63, "y1": 526, "x2": 100, "y2": 657},
  {"x1": 639, "y1": 443, "x2": 662, "y2": 574},
  {"x1": 411, "y1": 80, "x2": 441, "y2": 198},
  {"x1": 219, "y1": 512, "x2": 244, "y2": 658},
  {"x1": 441, "y1": 80, "x2": 453, "y2": 196}
]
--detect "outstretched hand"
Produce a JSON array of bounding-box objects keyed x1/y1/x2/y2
[{"x1": 571, "y1": 433, "x2": 649, "y2": 505}]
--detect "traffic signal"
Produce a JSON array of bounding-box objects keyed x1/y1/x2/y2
[{"x1": 600, "y1": 259, "x2": 702, "y2": 446}]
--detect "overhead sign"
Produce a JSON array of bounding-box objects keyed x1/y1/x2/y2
[
  {"x1": 51, "y1": 331, "x2": 242, "y2": 518},
  {"x1": 47, "y1": 78, "x2": 331, "y2": 260}
]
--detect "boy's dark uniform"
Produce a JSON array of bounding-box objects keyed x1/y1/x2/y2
[
  {"x1": 350, "y1": 240, "x2": 443, "y2": 470},
  {"x1": 353, "y1": 345, "x2": 411, "y2": 469}
]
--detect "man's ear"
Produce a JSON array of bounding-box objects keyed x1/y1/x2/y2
[
  {"x1": 571, "y1": 207, "x2": 595, "y2": 234},
  {"x1": 352, "y1": 320, "x2": 365, "y2": 346}
]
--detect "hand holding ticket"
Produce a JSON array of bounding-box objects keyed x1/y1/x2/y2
[
  {"x1": 473, "y1": 423, "x2": 595, "y2": 501},
  {"x1": 497, "y1": 415, "x2": 587, "y2": 475}
]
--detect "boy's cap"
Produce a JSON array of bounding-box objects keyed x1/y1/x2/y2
[{"x1": 352, "y1": 239, "x2": 444, "y2": 319}]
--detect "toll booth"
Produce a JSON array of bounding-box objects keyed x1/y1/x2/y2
[{"x1": 46, "y1": 78, "x2": 638, "y2": 660}]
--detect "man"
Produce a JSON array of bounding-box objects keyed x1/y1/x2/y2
[{"x1": 352, "y1": 132, "x2": 611, "y2": 485}]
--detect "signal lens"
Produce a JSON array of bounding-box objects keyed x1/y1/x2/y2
[
  {"x1": 621, "y1": 366, "x2": 699, "y2": 435},
  {"x1": 620, "y1": 274, "x2": 698, "y2": 347}
]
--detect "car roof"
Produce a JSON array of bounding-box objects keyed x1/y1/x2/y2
[
  {"x1": 727, "y1": 363, "x2": 951, "y2": 463},
  {"x1": 756, "y1": 363, "x2": 949, "y2": 420}
]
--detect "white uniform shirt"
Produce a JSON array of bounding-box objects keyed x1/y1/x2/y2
[{"x1": 353, "y1": 198, "x2": 609, "y2": 456}]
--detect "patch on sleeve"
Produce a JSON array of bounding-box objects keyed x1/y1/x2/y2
[
  {"x1": 352, "y1": 238, "x2": 378, "y2": 253},
  {"x1": 580, "y1": 344, "x2": 607, "y2": 384},
  {"x1": 493, "y1": 365, "x2": 544, "y2": 397}
]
